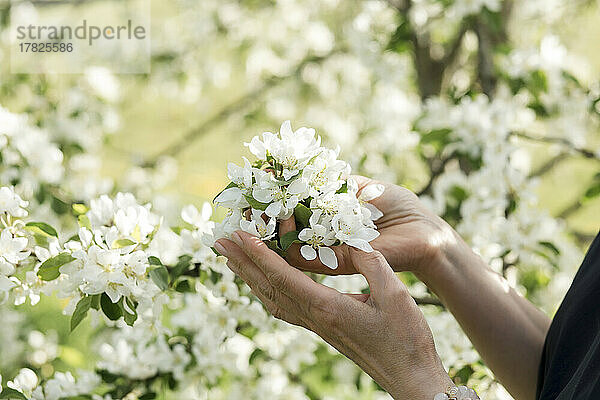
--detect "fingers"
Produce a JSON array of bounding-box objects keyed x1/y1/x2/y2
[
  {"x1": 216, "y1": 238, "x2": 307, "y2": 322},
  {"x1": 250, "y1": 288, "x2": 307, "y2": 327},
  {"x1": 350, "y1": 175, "x2": 374, "y2": 189},
  {"x1": 227, "y1": 230, "x2": 339, "y2": 303},
  {"x1": 342, "y1": 293, "x2": 371, "y2": 303},
  {"x1": 349, "y1": 248, "x2": 405, "y2": 306},
  {"x1": 279, "y1": 215, "x2": 296, "y2": 235}
]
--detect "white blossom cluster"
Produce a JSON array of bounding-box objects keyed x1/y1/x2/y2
[
  {"x1": 207, "y1": 120, "x2": 385, "y2": 269},
  {"x1": 0, "y1": 185, "x2": 166, "y2": 319},
  {"x1": 5, "y1": 368, "x2": 101, "y2": 400},
  {"x1": 63, "y1": 193, "x2": 165, "y2": 307}
]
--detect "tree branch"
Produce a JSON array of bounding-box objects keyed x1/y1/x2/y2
[
  {"x1": 512, "y1": 132, "x2": 599, "y2": 160},
  {"x1": 442, "y1": 22, "x2": 470, "y2": 65},
  {"x1": 413, "y1": 295, "x2": 444, "y2": 307},
  {"x1": 571, "y1": 230, "x2": 597, "y2": 246},
  {"x1": 474, "y1": 19, "x2": 497, "y2": 97},
  {"x1": 528, "y1": 153, "x2": 570, "y2": 178},
  {"x1": 143, "y1": 49, "x2": 340, "y2": 167},
  {"x1": 417, "y1": 155, "x2": 454, "y2": 197},
  {"x1": 558, "y1": 199, "x2": 583, "y2": 220}
]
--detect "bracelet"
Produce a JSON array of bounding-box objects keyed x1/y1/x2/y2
[{"x1": 434, "y1": 385, "x2": 480, "y2": 400}]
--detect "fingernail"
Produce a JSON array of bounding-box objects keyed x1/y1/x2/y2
[
  {"x1": 214, "y1": 241, "x2": 229, "y2": 257},
  {"x1": 231, "y1": 230, "x2": 243, "y2": 246}
]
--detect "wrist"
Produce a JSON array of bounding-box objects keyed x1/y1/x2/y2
[
  {"x1": 388, "y1": 365, "x2": 454, "y2": 400},
  {"x1": 413, "y1": 223, "x2": 464, "y2": 283},
  {"x1": 384, "y1": 337, "x2": 454, "y2": 400}
]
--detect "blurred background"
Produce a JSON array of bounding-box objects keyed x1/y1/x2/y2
[{"x1": 0, "y1": 0, "x2": 599, "y2": 398}]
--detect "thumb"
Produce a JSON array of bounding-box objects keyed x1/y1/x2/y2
[{"x1": 349, "y1": 248, "x2": 399, "y2": 306}]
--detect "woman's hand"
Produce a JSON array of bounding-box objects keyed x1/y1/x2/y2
[
  {"x1": 214, "y1": 230, "x2": 454, "y2": 400},
  {"x1": 282, "y1": 175, "x2": 455, "y2": 275}
]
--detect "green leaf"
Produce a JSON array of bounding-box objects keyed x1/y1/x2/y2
[
  {"x1": 265, "y1": 239, "x2": 286, "y2": 257},
  {"x1": 420, "y1": 128, "x2": 452, "y2": 151},
  {"x1": 529, "y1": 69, "x2": 548, "y2": 95},
  {"x1": 90, "y1": 294, "x2": 101, "y2": 310},
  {"x1": 149, "y1": 266, "x2": 169, "y2": 291},
  {"x1": 72, "y1": 203, "x2": 89, "y2": 215},
  {"x1": 25, "y1": 222, "x2": 58, "y2": 238},
  {"x1": 210, "y1": 270, "x2": 223, "y2": 285},
  {"x1": 212, "y1": 182, "x2": 238, "y2": 203},
  {"x1": 244, "y1": 195, "x2": 269, "y2": 211},
  {"x1": 584, "y1": 181, "x2": 600, "y2": 200},
  {"x1": 0, "y1": 387, "x2": 28, "y2": 399},
  {"x1": 280, "y1": 230, "x2": 300, "y2": 251},
  {"x1": 386, "y1": 19, "x2": 412, "y2": 53},
  {"x1": 66, "y1": 233, "x2": 80, "y2": 243},
  {"x1": 51, "y1": 195, "x2": 70, "y2": 215},
  {"x1": 336, "y1": 182, "x2": 348, "y2": 194},
  {"x1": 539, "y1": 241, "x2": 560, "y2": 255},
  {"x1": 169, "y1": 255, "x2": 192, "y2": 281},
  {"x1": 120, "y1": 297, "x2": 138, "y2": 326},
  {"x1": 71, "y1": 296, "x2": 92, "y2": 332},
  {"x1": 293, "y1": 204, "x2": 312, "y2": 228},
  {"x1": 97, "y1": 369, "x2": 119, "y2": 383},
  {"x1": 112, "y1": 238, "x2": 136, "y2": 249},
  {"x1": 30, "y1": 232, "x2": 49, "y2": 247},
  {"x1": 78, "y1": 214, "x2": 91, "y2": 229},
  {"x1": 139, "y1": 393, "x2": 157, "y2": 400},
  {"x1": 148, "y1": 256, "x2": 163, "y2": 266},
  {"x1": 38, "y1": 252, "x2": 75, "y2": 281},
  {"x1": 248, "y1": 348, "x2": 266, "y2": 364},
  {"x1": 175, "y1": 279, "x2": 192, "y2": 293},
  {"x1": 100, "y1": 293, "x2": 122, "y2": 321}
]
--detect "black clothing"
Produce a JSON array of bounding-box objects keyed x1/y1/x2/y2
[{"x1": 537, "y1": 231, "x2": 600, "y2": 399}]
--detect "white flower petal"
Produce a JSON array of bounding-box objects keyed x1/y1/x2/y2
[
  {"x1": 280, "y1": 120, "x2": 293, "y2": 137},
  {"x1": 283, "y1": 169, "x2": 298, "y2": 181},
  {"x1": 265, "y1": 201, "x2": 282, "y2": 218},
  {"x1": 252, "y1": 188, "x2": 273, "y2": 203},
  {"x1": 287, "y1": 178, "x2": 308, "y2": 195},
  {"x1": 300, "y1": 245, "x2": 317, "y2": 261},
  {"x1": 298, "y1": 228, "x2": 313, "y2": 242},
  {"x1": 0, "y1": 275, "x2": 16, "y2": 292},
  {"x1": 181, "y1": 204, "x2": 198, "y2": 224},
  {"x1": 345, "y1": 239, "x2": 374, "y2": 252},
  {"x1": 200, "y1": 202, "x2": 213, "y2": 220},
  {"x1": 364, "y1": 203, "x2": 383, "y2": 221},
  {"x1": 318, "y1": 246, "x2": 338, "y2": 269},
  {"x1": 240, "y1": 220, "x2": 259, "y2": 237},
  {"x1": 214, "y1": 187, "x2": 242, "y2": 204},
  {"x1": 360, "y1": 228, "x2": 380, "y2": 242}
]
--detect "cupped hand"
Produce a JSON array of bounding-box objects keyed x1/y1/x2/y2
[
  {"x1": 282, "y1": 176, "x2": 455, "y2": 275},
  {"x1": 214, "y1": 231, "x2": 453, "y2": 400}
]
